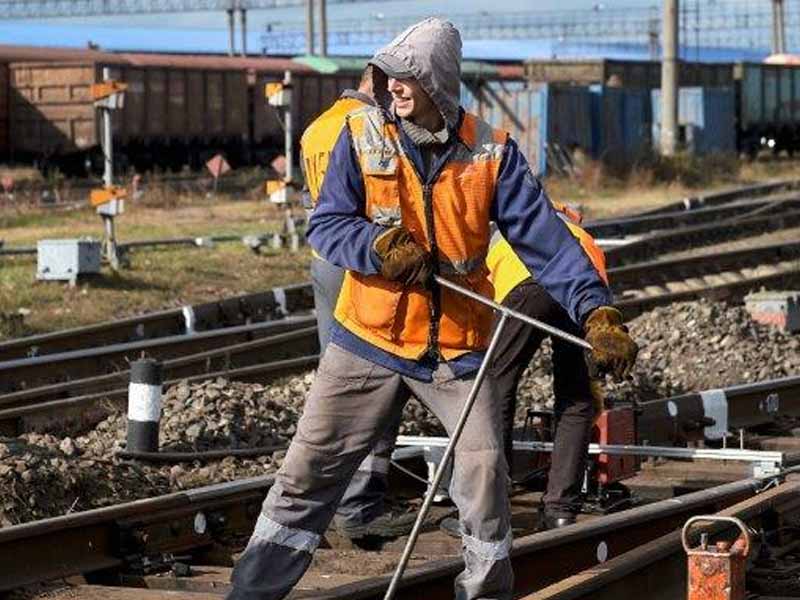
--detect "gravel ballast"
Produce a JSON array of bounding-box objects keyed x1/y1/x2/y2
[{"x1": 1, "y1": 298, "x2": 798, "y2": 527}]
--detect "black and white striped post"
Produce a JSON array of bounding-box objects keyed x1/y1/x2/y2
[{"x1": 126, "y1": 358, "x2": 163, "y2": 454}]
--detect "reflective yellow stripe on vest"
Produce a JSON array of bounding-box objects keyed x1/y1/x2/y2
[
  {"x1": 487, "y1": 221, "x2": 609, "y2": 304},
  {"x1": 334, "y1": 106, "x2": 508, "y2": 360}
]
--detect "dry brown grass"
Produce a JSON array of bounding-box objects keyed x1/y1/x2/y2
[
  {"x1": 2, "y1": 156, "x2": 799, "y2": 338},
  {"x1": 0, "y1": 193, "x2": 309, "y2": 338}
]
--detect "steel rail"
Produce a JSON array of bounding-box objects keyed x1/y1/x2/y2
[
  {"x1": 605, "y1": 207, "x2": 800, "y2": 268},
  {"x1": 584, "y1": 195, "x2": 800, "y2": 239},
  {"x1": 313, "y1": 476, "x2": 770, "y2": 600},
  {"x1": 608, "y1": 239, "x2": 800, "y2": 293},
  {"x1": 523, "y1": 477, "x2": 800, "y2": 600},
  {"x1": 0, "y1": 354, "x2": 319, "y2": 428},
  {"x1": 637, "y1": 374, "x2": 800, "y2": 447},
  {"x1": 0, "y1": 471, "x2": 775, "y2": 595},
  {"x1": 0, "y1": 315, "x2": 317, "y2": 392},
  {"x1": 0, "y1": 474, "x2": 275, "y2": 591},
  {"x1": 0, "y1": 325, "x2": 319, "y2": 410},
  {"x1": 0, "y1": 282, "x2": 315, "y2": 362},
  {"x1": 617, "y1": 262, "x2": 800, "y2": 320},
  {"x1": 631, "y1": 179, "x2": 800, "y2": 218}
]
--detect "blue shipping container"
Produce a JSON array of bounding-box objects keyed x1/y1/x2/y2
[
  {"x1": 462, "y1": 81, "x2": 593, "y2": 176},
  {"x1": 651, "y1": 87, "x2": 736, "y2": 155},
  {"x1": 590, "y1": 85, "x2": 653, "y2": 168}
]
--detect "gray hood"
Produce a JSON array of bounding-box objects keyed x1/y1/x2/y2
[{"x1": 369, "y1": 17, "x2": 462, "y2": 130}]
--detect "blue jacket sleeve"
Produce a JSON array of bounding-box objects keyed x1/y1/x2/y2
[
  {"x1": 306, "y1": 126, "x2": 385, "y2": 274},
  {"x1": 491, "y1": 138, "x2": 613, "y2": 326}
]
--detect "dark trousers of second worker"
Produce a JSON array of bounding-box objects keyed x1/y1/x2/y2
[{"x1": 489, "y1": 279, "x2": 596, "y2": 517}]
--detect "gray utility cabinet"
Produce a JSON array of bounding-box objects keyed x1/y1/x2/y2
[{"x1": 37, "y1": 239, "x2": 101, "y2": 284}]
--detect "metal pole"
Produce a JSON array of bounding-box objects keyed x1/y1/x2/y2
[
  {"x1": 319, "y1": 0, "x2": 327, "y2": 56},
  {"x1": 240, "y1": 7, "x2": 248, "y2": 56},
  {"x1": 226, "y1": 7, "x2": 236, "y2": 56},
  {"x1": 383, "y1": 312, "x2": 511, "y2": 600},
  {"x1": 305, "y1": 0, "x2": 315, "y2": 55},
  {"x1": 660, "y1": 0, "x2": 679, "y2": 157},
  {"x1": 772, "y1": 0, "x2": 786, "y2": 55},
  {"x1": 648, "y1": 15, "x2": 660, "y2": 61},
  {"x1": 434, "y1": 276, "x2": 592, "y2": 350},
  {"x1": 100, "y1": 67, "x2": 119, "y2": 271},
  {"x1": 283, "y1": 69, "x2": 293, "y2": 184},
  {"x1": 102, "y1": 70, "x2": 113, "y2": 191}
]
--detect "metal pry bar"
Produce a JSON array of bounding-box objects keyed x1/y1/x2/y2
[
  {"x1": 383, "y1": 276, "x2": 593, "y2": 600},
  {"x1": 434, "y1": 275, "x2": 593, "y2": 351}
]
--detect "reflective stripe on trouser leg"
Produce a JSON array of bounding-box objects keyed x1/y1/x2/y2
[
  {"x1": 227, "y1": 343, "x2": 406, "y2": 600},
  {"x1": 405, "y1": 366, "x2": 514, "y2": 600}
]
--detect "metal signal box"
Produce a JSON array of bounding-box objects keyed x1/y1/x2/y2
[{"x1": 37, "y1": 239, "x2": 101, "y2": 285}]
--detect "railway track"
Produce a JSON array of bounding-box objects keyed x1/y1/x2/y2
[
  {"x1": 584, "y1": 193, "x2": 800, "y2": 239},
  {"x1": 632, "y1": 178, "x2": 800, "y2": 217},
  {"x1": 528, "y1": 474, "x2": 800, "y2": 600},
  {"x1": 605, "y1": 205, "x2": 800, "y2": 267},
  {"x1": 0, "y1": 283, "x2": 314, "y2": 362},
  {"x1": 0, "y1": 464, "x2": 792, "y2": 599},
  {"x1": 0, "y1": 316, "x2": 318, "y2": 393},
  {"x1": 2, "y1": 240, "x2": 799, "y2": 406}
]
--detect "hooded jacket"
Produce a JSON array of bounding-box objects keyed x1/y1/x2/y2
[{"x1": 307, "y1": 18, "x2": 613, "y2": 380}]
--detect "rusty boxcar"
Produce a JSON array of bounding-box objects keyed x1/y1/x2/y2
[
  {"x1": 524, "y1": 58, "x2": 733, "y2": 89},
  {"x1": 9, "y1": 60, "x2": 253, "y2": 173},
  {"x1": 0, "y1": 62, "x2": 8, "y2": 160}
]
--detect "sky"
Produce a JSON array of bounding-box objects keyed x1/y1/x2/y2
[
  {"x1": 0, "y1": 0, "x2": 775, "y2": 61},
  {"x1": 0, "y1": 0, "x2": 657, "y2": 53}
]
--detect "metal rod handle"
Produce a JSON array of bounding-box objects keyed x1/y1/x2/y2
[
  {"x1": 382, "y1": 312, "x2": 511, "y2": 600},
  {"x1": 434, "y1": 275, "x2": 592, "y2": 351}
]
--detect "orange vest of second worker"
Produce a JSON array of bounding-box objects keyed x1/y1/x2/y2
[
  {"x1": 300, "y1": 96, "x2": 367, "y2": 261},
  {"x1": 301, "y1": 96, "x2": 367, "y2": 202},
  {"x1": 486, "y1": 222, "x2": 609, "y2": 304},
  {"x1": 334, "y1": 105, "x2": 505, "y2": 361}
]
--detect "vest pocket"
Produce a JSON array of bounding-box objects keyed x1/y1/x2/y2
[
  {"x1": 440, "y1": 269, "x2": 493, "y2": 351},
  {"x1": 349, "y1": 273, "x2": 402, "y2": 339}
]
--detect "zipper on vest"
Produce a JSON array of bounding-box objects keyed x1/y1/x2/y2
[{"x1": 422, "y1": 182, "x2": 442, "y2": 360}]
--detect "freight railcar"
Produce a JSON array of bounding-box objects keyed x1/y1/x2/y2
[
  {"x1": 525, "y1": 58, "x2": 800, "y2": 156},
  {"x1": 1, "y1": 46, "x2": 527, "y2": 176},
  {"x1": 734, "y1": 62, "x2": 800, "y2": 156},
  {"x1": 0, "y1": 62, "x2": 8, "y2": 161},
  {"x1": 9, "y1": 60, "x2": 253, "y2": 174}
]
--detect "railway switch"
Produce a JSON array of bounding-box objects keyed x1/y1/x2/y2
[{"x1": 683, "y1": 515, "x2": 751, "y2": 600}]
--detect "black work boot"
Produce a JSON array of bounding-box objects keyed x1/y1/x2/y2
[
  {"x1": 540, "y1": 509, "x2": 576, "y2": 531},
  {"x1": 438, "y1": 516, "x2": 461, "y2": 538},
  {"x1": 336, "y1": 510, "x2": 417, "y2": 542}
]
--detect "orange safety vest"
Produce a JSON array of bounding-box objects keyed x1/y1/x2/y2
[
  {"x1": 486, "y1": 219, "x2": 608, "y2": 304},
  {"x1": 300, "y1": 96, "x2": 367, "y2": 203},
  {"x1": 334, "y1": 105, "x2": 508, "y2": 360},
  {"x1": 301, "y1": 96, "x2": 367, "y2": 260}
]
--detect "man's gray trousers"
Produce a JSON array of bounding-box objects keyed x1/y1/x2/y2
[
  {"x1": 310, "y1": 256, "x2": 398, "y2": 527},
  {"x1": 227, "y1": 342, "x2": 513, "y2": 600}
]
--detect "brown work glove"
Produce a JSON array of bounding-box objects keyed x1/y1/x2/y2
[
  {"x1": 583, "y1": 306, "x2": 639, "y2": 382},
  {"x1": 373, "y1": 226, "x2": 433, "y2": 287}
]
